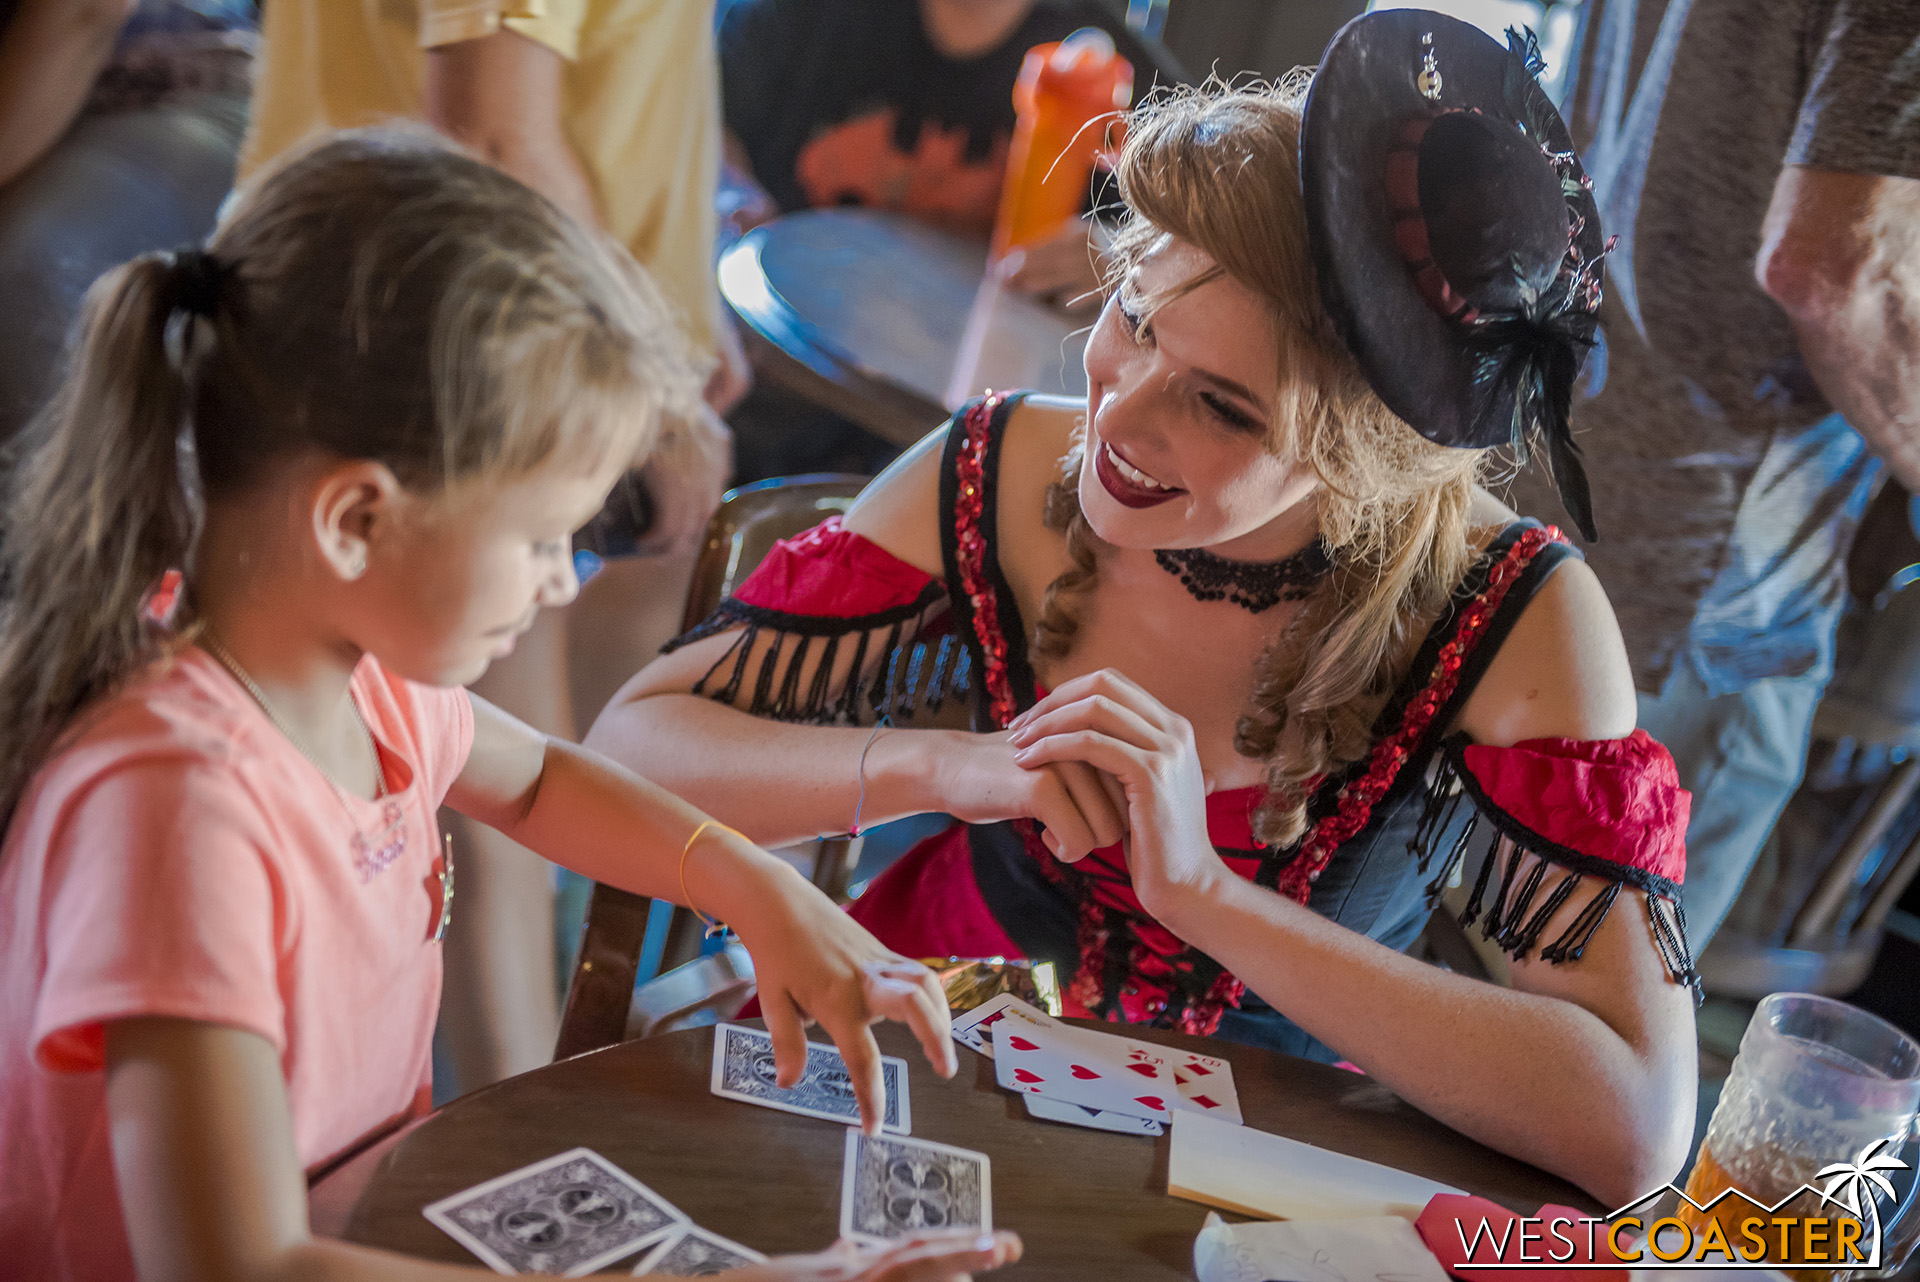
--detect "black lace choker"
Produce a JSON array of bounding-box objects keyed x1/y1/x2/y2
[{"x1": 1154, "y1": 539, "x2": 1332, "y2": 613}]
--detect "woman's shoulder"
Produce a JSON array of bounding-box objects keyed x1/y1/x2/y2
[
  {"x1": 841, "y1": 393, "x2": 1080, "y2": 579},
  {"x1": 1455, "y1": 496, "x2": 1637, "y2": 748}
]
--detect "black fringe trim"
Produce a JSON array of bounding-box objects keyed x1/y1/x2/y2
[
  {"x1": 1408, "y1": 743, "x2": 1701, "y2": 1001},
  {"x1": 661, "y1": 583, "x2": 947, "y2": 653},
  {"x1": 678, "y1": 593, "x2": 972, "y2": 727}
]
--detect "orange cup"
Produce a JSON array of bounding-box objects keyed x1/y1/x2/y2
[{"x1": 991, "y1": 28, "x2": 1133, "y2": 258}]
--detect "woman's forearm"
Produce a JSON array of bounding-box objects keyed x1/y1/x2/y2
[
  {"x1": 583, "y1": 691, "x2": 942, "y2": 847},
  {"x1": 1158, "y1": 876, "x2": 1695, "y2": 1205}
]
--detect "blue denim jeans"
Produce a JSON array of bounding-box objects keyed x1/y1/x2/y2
[{"x1": 1636, "y1": 657, "x2": 1828, "y2": 949}]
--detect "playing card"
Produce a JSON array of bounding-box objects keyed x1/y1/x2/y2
[
  {"x1": 631, "y1": 1225, "x2": 766, "y2": 1275},
  {"x1": 950, "y1": 992, "x2": 1036, "y2": 1059},
  {"x1": 993, "y1": 1017, "x2": 1176, "y2": 1122},
  {"x1": 422, "y1": 1148, "x2": 685, "y2": 1276},
  {"x1": 839, "y1": 1129, "x2": 991, "y2": 1246},
  {"x1": 1022, "y1": 1092, "x2": 1165, "y2": 1135},
  {"x1": 1167, "y1": 1046, "x2": 1242, "y2": 1125},
  {"x1": 960, "y1": 995, "x2": 1243, "y2": 1124},
  {"x1": 710, "y1": 1024, "x2": 910, "y2": 1134}
]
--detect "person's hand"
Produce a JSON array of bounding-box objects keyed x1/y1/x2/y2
[
  {"x1": 923, "y1": 728, "x2": 1127, "y2": 861},
  {"x1": 999, "y1": 219, "x2": 1107, "y2": 312},
  {"x1": 1004, "y1": 669, "x2": 1228, "y2": 918},
  {"x1": 725, "y1": 854, "x2": 957, "y2": 1134},
  {"x1": 734, "y1": 1231, "x2": 1023, "y2": 1281},
  {"x1": 718, "y1": 160, "x2": 781, "y2": 239},
  {"x1": 706, "y1": 311, "x2": 755, "y2": 416},
  {"x1": 636, "y1": 402, "x2": 733, "y2": 557}
]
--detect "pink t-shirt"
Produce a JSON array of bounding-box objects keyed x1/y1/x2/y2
[{"x1": 0, "y1": 648, "x2": 473, "y2": 1281}]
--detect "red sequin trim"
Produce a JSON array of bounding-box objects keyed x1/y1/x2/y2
[
  {"x1": 1271, "y1": 526, "x2": 1563, "y2": 904},
  {"x1": 952, "y1": 395, "x2": 1020, "y2": 728},
  {"x1": 1164, "y1": 524, "x2": 1563, "y2": 1034}
]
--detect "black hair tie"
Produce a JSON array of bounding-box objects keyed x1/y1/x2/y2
[{"x1": 171, "y1": 248, "x2": 224, "y2": 319}]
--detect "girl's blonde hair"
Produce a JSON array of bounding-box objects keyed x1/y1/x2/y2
[
  {"x1": 1034, "y1": 78, "x2": 1485, "y2": 848},
  {"x1": 0, "y1": 128, "x2": 701, "y2": 829}
]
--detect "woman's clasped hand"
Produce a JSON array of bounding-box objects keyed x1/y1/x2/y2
[
  {"x1": 1008, "y1": 669, "x2": 1225, "y2": 914},
  {"x1": 923, "y1": 725, "x2": 1127, "y2": 861}
]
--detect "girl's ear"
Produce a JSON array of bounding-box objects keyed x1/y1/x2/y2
[{"x1": 310, "y1": 461, "x2": 403, "y2": 582}]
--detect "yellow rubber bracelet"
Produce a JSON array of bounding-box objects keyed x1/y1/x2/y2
[{"x1": 679, "y1": 819, "x2": 739, "y2": 938}]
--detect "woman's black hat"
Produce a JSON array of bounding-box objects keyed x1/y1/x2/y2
[{"x1": 1300, "y1": 10, "x2": 1609, "y2": 539}]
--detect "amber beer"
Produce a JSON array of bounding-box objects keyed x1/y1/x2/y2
[
  {"x1": 1678, "y1": 1141, "x2": 1858, "y2": 1279},
  {"x1": 1677, "y1": 994, "x2": 1920, "y2": 1280}
]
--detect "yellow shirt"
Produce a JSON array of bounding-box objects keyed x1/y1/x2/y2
[{"x1": 239, "y1": 0, "x2": 722, "y2": 355}]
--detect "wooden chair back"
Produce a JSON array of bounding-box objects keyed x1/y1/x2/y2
[{"x1": 554, "y1": 475, "x2": 869, "y2": 1062}]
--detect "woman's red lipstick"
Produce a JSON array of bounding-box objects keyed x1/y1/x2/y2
[{"x1": 1094, "y1": 441, "x2": 1182, "y2": 509}]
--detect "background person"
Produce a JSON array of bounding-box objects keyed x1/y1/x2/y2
[
  {"x1": 0, "y1": 0, "x2": 254, "y2": 442},
  {"x1": 716, "y1": 0, "x2": 1186, "y2": 484},
  {"x1": 1505, "y1": 0, "x2": 1920, "y2": 950}
]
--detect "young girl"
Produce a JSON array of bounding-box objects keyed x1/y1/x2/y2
[{"x1": 0, "y1": 131, "x2": 1020, "y2": 1282}]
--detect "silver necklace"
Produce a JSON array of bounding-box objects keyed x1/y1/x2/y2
[{"x1": 201, "y1": 633, "x2": 409, "y2": 884}]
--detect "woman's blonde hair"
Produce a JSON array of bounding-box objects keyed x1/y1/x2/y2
[
  {"x1": 1034, "y1": 78, "x2": 1485, "y2": 848},
  {"x1": 0, "y1": 127, "x2": 701, "y2": 830}
]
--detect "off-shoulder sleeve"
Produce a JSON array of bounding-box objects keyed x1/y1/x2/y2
[
  {"x1": 1411, "y1": 729, "x2": 1700, "y2": 999},
  {"x1": 661, "y1": 516, "x2": 967, "y2": 725}
]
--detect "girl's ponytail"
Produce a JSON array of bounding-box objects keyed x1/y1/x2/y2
[
  {"x1": 0, "y1": 252, "x2": 205, "y2": 827},
  {"x1": 0, "y1": 129, "x2": 697, "y2": 846}
]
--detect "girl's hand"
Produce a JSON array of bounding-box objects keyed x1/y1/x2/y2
[
  {"x1": 1005, "y1": 669, "x2": 1228, "y2": 918},
  {"x1": 735, "y1": 1231, "x2": 1023, "y2": 1281},
  {"x1": 725, "y1": 854, "x2": 957, "y2": 1134},
  {"x1": 923, "y1": 728, "x2": 1128, "y2": 861}
]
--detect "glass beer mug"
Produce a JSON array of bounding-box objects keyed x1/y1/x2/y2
[{"x1": 1679, "y1": 993, "x2": 1920, "y2": 1278}]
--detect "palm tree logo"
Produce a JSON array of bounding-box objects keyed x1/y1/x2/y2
[{"x1": 1816, "y1": 1136, "x2": 1908, "y2": 1267}]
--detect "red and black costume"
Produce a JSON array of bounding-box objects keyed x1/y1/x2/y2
[{"x1": 667, "y1": 395, "x2": 1698, "y2": 1060}]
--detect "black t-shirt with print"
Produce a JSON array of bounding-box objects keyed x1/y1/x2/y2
[{"x1": 720, "y1": 0, "x2": 1184, "y2": 237}]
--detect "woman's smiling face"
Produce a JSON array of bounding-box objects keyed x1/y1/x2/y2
[{"x1": 1078, "y1": 235, "x2": 1321, "y2": 556}]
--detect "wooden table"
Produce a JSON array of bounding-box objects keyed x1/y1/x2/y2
[
  {"x1": 331, "y1": 1020, "x2": 1595, "y2": 1278},
  {"x1": 718, "y1": 208, "x2": 1089, "y2": 447}
]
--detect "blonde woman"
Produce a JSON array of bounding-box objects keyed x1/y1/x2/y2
[{"x1": 589, "y1": 15, "x2": 1699, "y2": 1204}]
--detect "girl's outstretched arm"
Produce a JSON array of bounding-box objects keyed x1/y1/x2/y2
[
  {"x1": 447, "y1": 695, "x2": 957, "y2": 1131},
  {"x1": 104, "y1": 1017, "x2": 1020, "y2": 1281}
]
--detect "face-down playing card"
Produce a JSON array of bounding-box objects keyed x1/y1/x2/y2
[
  {"x1": 422, "y1": 1147, "x2": 686, "y2": 1276},
  {"x1": 1022, "y1": 1092, "x2": 1165, "y2": 1136},
  {"x1": 631, "y1": 1225, "x2": 766, "y2": 1275},
  {"x1": 992, "y1": 1014, "x2": 1177, "y2": 1122},
  {"x1": 840, "y1": 1130, "x2": 992, "y2": 1246},
  {"x1": 710, "y1": 1023, "x2": 910, "y2": 1134}
]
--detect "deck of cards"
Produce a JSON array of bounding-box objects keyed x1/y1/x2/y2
[
  {"x1": 953, "y1": 994, "x2": 1243, "y2": 1136},
  {"x1": 709, "y1": 1022, "x2": 912, "y2": 1133}
]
